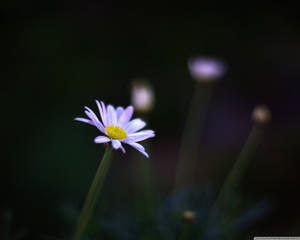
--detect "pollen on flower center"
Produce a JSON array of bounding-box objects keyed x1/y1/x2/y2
[{"x1": 105, "y1": 125, "x2": 128, "y2": 140}]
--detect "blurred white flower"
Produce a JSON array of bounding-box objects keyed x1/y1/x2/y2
[
  {"x1": 188, "y1": 57, "x2": 226, "y2": 82},
  {"x1": 131, "y1": 80, "x2": 154, "y2": 113}
]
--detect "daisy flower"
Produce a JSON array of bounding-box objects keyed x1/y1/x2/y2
[{"x1": 75, "y1": 100, "x2": 155, "y2": 157}]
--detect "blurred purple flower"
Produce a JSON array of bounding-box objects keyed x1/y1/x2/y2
[
  {"x1": 188, "y1": 57, "x2": 226, "y2": 82},
  {"x1": 75, "y1": 100, "x2": 155, "y2": 157}
]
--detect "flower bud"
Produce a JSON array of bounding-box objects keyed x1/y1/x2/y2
[
  {"x1": 252, "y1": 105, "x2": 271, "y2": 124},
  {"x1": 182, "y1": 210, "x2": 196, "y2": 222}
]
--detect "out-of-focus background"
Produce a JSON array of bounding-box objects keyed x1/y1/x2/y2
[{"x1": 2, "y1": 1, "x2": 300, "y2": 239}]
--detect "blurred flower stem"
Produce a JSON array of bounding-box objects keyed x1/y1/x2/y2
[
  {"x1": 218, "y1": 124, "x2": 264, "y2": 199},
  {"x1": 130, "y1": 80, "x2": 156, "y2": 224},
  {"x1": 132, "y1": 115, "x2": 156, "y2": 221},
  {"x1": 174, "y1": 83, "x2": 214, "y2": 190},
  {"x1": 2, "y1": 209, "x2": 12, "y2": 240},
  {"x1": 72, "y1": 145, "x2": 113, "y2": 240},
  {"x1": 179, "y1": 210, "x2": 196, "y2": 240},
  {"x1": 207, "y1": 116, "x2": 269, "y2": 231},
  {"x1": 179, "y1": 222, "x2": 191, "y2": 240}
]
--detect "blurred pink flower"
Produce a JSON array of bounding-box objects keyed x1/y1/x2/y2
[{"x1": 188, "y1": 57, "x2": 226, "y2": 82}]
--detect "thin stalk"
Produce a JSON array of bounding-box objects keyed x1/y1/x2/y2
[
  {"x1": 72, "y1": 145, "x2": 113, "y2": 240},
  {"x1": 174, "y1": 83, "x2": 214, "y2": 190},
  {"x1": 206, "y1": 123, "x2": 266, "y2": 232},
  {"x1": 2, "y1": 209, "x2": 12, "y2": 240},
  {"x1": 179, "y1": 222, "x2": 191, "y2": 240},
  {"x1": 132, "y1": 114, "x2": 156, "y2": 222},
  {"x1": 133, "y1": 141, "x2": 155, "y2": 218}
]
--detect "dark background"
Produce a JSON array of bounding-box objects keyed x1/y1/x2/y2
[{"x1": 2, "y1": 1, "x2": 300, "y2": 239}]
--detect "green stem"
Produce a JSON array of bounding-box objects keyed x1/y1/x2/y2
[
  {"x1": 219, "y1": 124, "x2": 264, "y2": 198},
  {"x1": 174, "y1": 83, "x2": 214, "y2": 190},
  {"x1": 132, "y1": 114, "x2": 156, "y2": 221},
  {"x1": 133, "y1": 141, "x2": 155, "y2": 218},
  {"x1": 207, "y1": 123, "x2": 265, "y2": 231},
  {"x1": 179, "y1": 222, "x2": 191, "y2": 240},
  {"x1": 72, "y1": 145, "x2": 113, "y2": 240}
]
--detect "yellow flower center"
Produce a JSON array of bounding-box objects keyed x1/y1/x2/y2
[{"x1": 105, "y1": 125, "x2": 128, "y2": 140}]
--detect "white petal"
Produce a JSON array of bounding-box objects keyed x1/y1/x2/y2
[
  {"x1": 123, "y1": 139, "x2": 144, "y2": 150},
  {"x1": 118, "y1": 106, "x2": 134, "y2": 127},
  {"x1": 124, "y1": 118, "x2": 146, "y2": 134},
  {"x1": 119, "y1": 143, "x2": 126, "y2": 153},
  {"x1": 123, "y1": 140, "x2": 149, "y2": 158},
  {"x1": 74, "y1": 117, "x2": 95, "y2": 126},
  {"x1": 84, "y1": 106, "x2": 99, "y2": 121},
  {"x1": 139, "y1": 150, "x2": 149, "y2": 158},
  {"x1": 84, "y1": 110, "x2": 106, "y2": 134},
  {"x1": 100, "y1": 101, "x2": 108, "y2": 127},
  {"x1": 107, "y1": 105, "x2": 117, "y2": 126},
  {"x1": 116, "y1": 107, "x2": 124, "y2": 122},
  {"x1": 111, "y1": 140, "x2": 121, "y2": 149},
  {"x1": 94, "y1": 136, "x2": 110, "y2": 144},
  {"x1": 96, "y1": 100, "x2": 107, "y2": 127},
  {"x1": 127, "y1": 130, "x2": 155, "y2": 142}
]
